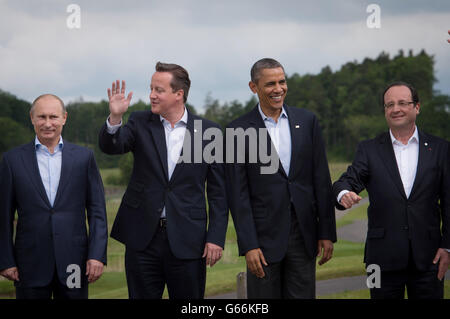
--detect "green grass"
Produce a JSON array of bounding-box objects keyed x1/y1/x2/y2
[{"x1": 336, "y1": 202, "x2": 368, "y2": 228}]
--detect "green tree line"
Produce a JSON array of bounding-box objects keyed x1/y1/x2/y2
[{"x1": 1, "y1": 50, "x2": 449, "y2": 179}]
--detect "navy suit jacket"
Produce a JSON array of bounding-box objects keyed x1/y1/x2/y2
[
  {"x1": 98, "y1": 110, "x2": 228, "y2": 259},
  {"x1": 226, "y1": 105, "x2": 337, "y2": 263},
  {"x1": 333, "y1": 130, "x2": 450, "y2": 271},
  {"x1": 0, "y1": 141, "x2": 108, "y2": 287}
]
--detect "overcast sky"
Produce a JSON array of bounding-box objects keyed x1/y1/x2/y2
[{"x1": 0, "y1": 0, "x2": 449, "y2": 112}]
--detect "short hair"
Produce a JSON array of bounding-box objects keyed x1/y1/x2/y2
[
  {"x1": 250, "y1": 58, "x2": 285, "y2": 84},
  {"x1": 155, "y1": 62, "x2": 191, "y2": 103},
  {"x1": 31, "y1": 94, "x2": 66, "y2": 115},
  {"x1": 382, "y1": 81, "x2": 419, "y2": 106}
]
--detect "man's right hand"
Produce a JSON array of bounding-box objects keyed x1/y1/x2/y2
[
  {"x1": 0, "y1": 267, "x2": 19, "y2": 281},
  {"x1": 340, "y1": 191, "x2": 362, "y2": 209},
  {"x1": 107, "y1": 80, "x2": 133, "y2": 125},
  {"x1": 245, "y1": 248, "x2": 268, "y2": 278}
]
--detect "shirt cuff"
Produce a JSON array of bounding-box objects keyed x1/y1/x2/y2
[
  {"x1": 337, "y1": 190, "x2": 350, "y2": 204},
  {"x1": 106, "y1": 116, "x2": 122, "y2": 134}
]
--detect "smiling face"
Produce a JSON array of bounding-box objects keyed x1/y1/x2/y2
[
  {"x1": 149, "y1": 71, "x2": 184, "y2": 118},
  {"x1": 384, "y1": 85, "x2": 419, "y2": 131},
  {"x1": 30, "y1": 96, "x2": 67, "y2": 147},
  {"x1": 249, "y1": 67, "x2": 287, "y2": 117}
]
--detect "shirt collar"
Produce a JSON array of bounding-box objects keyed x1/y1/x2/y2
[
  {"x1": 35, "y1": 136, "x2": 64, "y2": 151},
  {"x1": 160, "y1": 107, "x2": 188, "y2": 127},
  {"x1": 389, "y1": 126, "x2": 419, "y2": 146},
  {"x1": 257, "y1": 103, "x2": 288, "y2": 122}
]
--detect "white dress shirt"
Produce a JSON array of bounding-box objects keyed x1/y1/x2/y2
[
  {"x1": 258, "y1": 104, "x2": 292, "y2": 175},
  {"x1": 35, "y1": 136, "x2": 64, "y2": 207},
  {"x1": 106, "y1": 108, "x2": 188, "y2": 218}
]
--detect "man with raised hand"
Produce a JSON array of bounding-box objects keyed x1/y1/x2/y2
[{"x1": 99, "y1": 62, "x2": 228, "y2": 299}]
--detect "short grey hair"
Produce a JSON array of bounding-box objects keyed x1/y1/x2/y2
[
  {"x1": 30, "y1": 94, "x2": 66, "y2": 115},
  {"x1": 250, "y1": 58, "x2": 285, "y2": 84}
]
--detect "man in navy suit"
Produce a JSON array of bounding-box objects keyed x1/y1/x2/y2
[
  {"x1": 226, "y1": 58, "x2": 336, "y2": 298},
  {"x1": 0, "y1": 94, "x2": 108, "y2": 299},
  {"x1": 98, "y1": 62, "x2": 228, "y2": 299},
  {"x1": 333, "y1": 82, "x2": 449, "y2": 298}
]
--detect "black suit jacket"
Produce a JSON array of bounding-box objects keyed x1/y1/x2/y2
[
  {"x1": 226, "y1": 105, "x2": 336, "y2": 263},
  {"x1": 0, "y1": 141, "x2": 108, "y2": 287},
  {"x1": 333, "y1": 130, "x2": 450, "y2": 271},
  {"x1": 98, "y1": 110, "x2": 228, "y2": 259}
]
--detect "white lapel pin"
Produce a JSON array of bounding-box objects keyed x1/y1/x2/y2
[
  {"x1": 424, "y1": 142, "x2": 428, "y2": 146},
  {"x1": 295, "y1": 125, "x2": 300, "y2": 129}
]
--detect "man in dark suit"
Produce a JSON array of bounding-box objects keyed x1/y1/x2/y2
[
  {"x1": 0, "y1": 94, "x2": 108, "y2": 299},
  {"x1": 98, "y1": 62, "x2": 228, "y2": 299},
  {"x1": 333, "y1": 81, "x2": 449, "y2": 299},
  {"x1": 226, "y1": 58, "x2": 336, "y2": 298}
]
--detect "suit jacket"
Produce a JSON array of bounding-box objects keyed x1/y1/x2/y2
[
  {"x1": 98, "y1": 110, "x2": 228, "y2": 259},
  {"x1": 226, "y1": 105, "x2": 337, "y2": 263},
  {"x1": 0, "y1": 141, "x2": 108, "y2": 288},
  {"x1": 333, "y1": 130, "x2": 450, "y2": 271}
]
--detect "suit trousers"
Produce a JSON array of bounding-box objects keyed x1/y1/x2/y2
[
  {"x1": 15, "y1": 264, "x2": 88, "y2": 299},
  {"x1": 125, "y1": 221, "x2": 206, "y2": 299},
  {"x1": 369, "y1": 242, "x2": 444, "y2": 299},
  {"x1": 247, "y1": 208, "x2": 316, "y2": 299}
]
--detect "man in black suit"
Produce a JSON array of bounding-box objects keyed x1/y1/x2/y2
[
  {"x1": 98, "y1": 62, "x2": 228, "y2": 299},
  {"x1": 226, "y1": 58, "x2": 336, "y2": 298},
  {"x1": 0, "y1": 94, "x2": 108, "y2": 299},
  {"x1": 333, "y1": 81, "x2": 449, "y2": 299}
]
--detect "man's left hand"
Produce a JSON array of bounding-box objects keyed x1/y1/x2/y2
[
  {"x1": 433, "y1": 248, "x2": 449, "y2": 280},
  {"x1": 86, "y1": 259, "x2": 104, "y2": 283},
  {"x1": 317, "y1": 240, "x2": 333, "y2": 266},
  {"x1": 203, "y1": 242, "x2": 223, "y2": 267}
]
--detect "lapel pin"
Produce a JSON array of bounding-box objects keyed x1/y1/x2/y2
[
  {"x1": 295, "y1": 125, "x2": 300, "y2": 129},
  {"x1": 424, "y1": 142, "x2": 428, "y2": 146}
]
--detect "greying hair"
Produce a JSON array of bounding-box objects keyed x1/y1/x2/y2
[
  {"x1": 31, "y1": 94, "x2": 66, "y2": 115},
  {"x1": 250, "y1": 58, "x2": 285, "y2": 83}
]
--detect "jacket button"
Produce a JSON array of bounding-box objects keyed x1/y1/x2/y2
[{"x1": 403, "y1": 226, "x2": 409, "y2": 230}]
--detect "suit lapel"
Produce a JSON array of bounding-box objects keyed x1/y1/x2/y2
[
  {"x1": 169, "y1": 111, "x2": 195, "y2": 183},
  {"x1": 248, "y1": 105, "x2": 287, "y2": 177},
  {"x1": 53, "y1": 141, "x2": 74, "y2": 207},
  {"x1": 21, "y1": 141, "x2": 51, "y2": 207},
  {"x1": 409, "y1": 130, "x2": 430, "y2": 199},
  {"x1": 148, "y1": 113, "x2": 169, "y2": 181},
  {"x1": 285, "y1": 106, "x2": 302, "y2": 179},
  {"x1": 377, "y1": 132, "x2": 407, "y2": 199}
]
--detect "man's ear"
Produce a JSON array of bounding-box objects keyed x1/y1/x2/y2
[
  {"x1": 415, "y1": 102, "x2": 420, "y2": 114},
  {"x1": 249, "y1": 81, "x2": 257, "y2": 94}
]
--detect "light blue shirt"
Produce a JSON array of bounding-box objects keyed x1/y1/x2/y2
[
  {"x1": 258, "y1": 104, "x2": 292, "y2": 175},
  {"x1": 35, "y1": 136, "x2": 64, "y2": 207}
]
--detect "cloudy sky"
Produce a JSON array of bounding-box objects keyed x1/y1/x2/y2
[{"x1": 0, "y1": 0, "x2": 449, "y2": 112}]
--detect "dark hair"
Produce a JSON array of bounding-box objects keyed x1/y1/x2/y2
[
  {"x1": 381, "y1": 81, "x2": 419, "y2": 107},
  {"x1": 250, "y1": 58, "x2": 285, "y2": 83},
  {"x1": 31, "y1": 94, "x2": 66, "y2": 115},
  {"x1": 155, "y1": 62, "x2": 191, "y2": 103}
]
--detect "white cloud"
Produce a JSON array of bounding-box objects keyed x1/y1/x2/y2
[{"x1": 0, "y1": 0, "x2": 449, "y2": 112}]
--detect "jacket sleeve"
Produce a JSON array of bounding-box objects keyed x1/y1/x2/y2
[
  {"x1": 85, "y1": 150, "x2": 108, "y2": 264},
  {"x1": 98, "y1": 112, "x2": 137, "y2": 155},
  {"x1": 311, "y1": 115, "x2": 337, "y2": 242},
  {"x1": 225, "y1": 126, "x2": 260, "y2": 256},
  {"x1": 439, "y1": 140, "x2": 450, "y2": 249},
  {"x1": 0, "y1": 154, "x2": 17, "y2": 271},
  {"x1": 332, "y1": 141, "x2": 370, "y2": 210}
]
